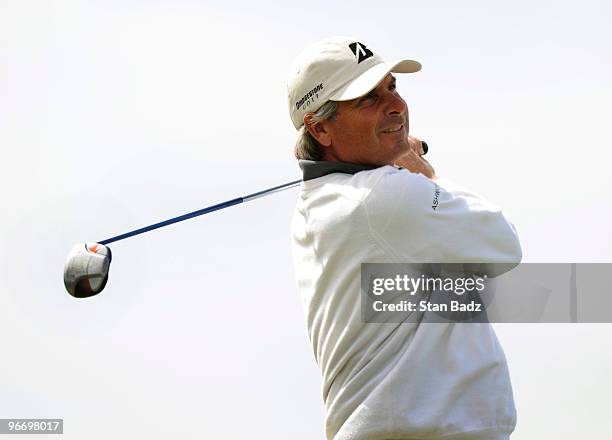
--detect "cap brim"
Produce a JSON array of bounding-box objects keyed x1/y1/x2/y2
[{"x1": 328, "y1": 59, "x2": 421, "y2": 102}]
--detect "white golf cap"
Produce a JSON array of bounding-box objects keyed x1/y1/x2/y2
[{"x1": 287, "y1": 36, "x2": 422, "y2": 129}]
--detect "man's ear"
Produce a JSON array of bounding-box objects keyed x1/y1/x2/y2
[{"x1": 304, "y1": 113, "x2": 332, "y2": 147}]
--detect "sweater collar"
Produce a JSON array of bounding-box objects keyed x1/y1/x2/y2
[{"x1": 298, "y1": 160, "x2": 382, "y2": 181}]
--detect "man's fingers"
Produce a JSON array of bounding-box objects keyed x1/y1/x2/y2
[{"x1": 407, "y1": 136, "x2": 428, "y2": 156}]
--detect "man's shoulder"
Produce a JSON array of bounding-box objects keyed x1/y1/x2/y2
[
  {"x1": 360, "y1": 166, "x2": 437, "y2": 216},
  {"x1": 297, "y1": 161, "x2": 437, "y2": 210},
  {"x1": 299, "y1": 160, "x2": 426, "y2": 188},
  {"x1": 360, "y1": 165, "x2": 436, "y2": 200}
]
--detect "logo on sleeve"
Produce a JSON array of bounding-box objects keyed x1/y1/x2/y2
[
  {"x1": 431, "y1": 183, "x2": 440, "y2": 210},
  {"x1": 349, "y1": 42, "x2": 374, "y2": 63}
]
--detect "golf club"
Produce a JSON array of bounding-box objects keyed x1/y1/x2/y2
[{"x1": 63, "y1": 141, "x2": 429, "y2": 298}]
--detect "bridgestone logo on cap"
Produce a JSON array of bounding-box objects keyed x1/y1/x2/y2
[
  {"x1": 296, "y1": 83, "x2": 324, "y2": 110},
  {"x1": 349, "y1": 42, "x2": 374, "y2": 63}
]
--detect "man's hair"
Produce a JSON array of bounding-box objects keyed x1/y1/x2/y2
[{"x1": 294, "y1": 100, "x2": 339, "y2": 161}]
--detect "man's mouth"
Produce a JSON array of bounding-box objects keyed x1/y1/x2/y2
[{"x1": 381, "y1": 124, "x2": 403, "y2": 134}]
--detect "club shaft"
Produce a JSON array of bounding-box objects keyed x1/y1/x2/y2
[
  {"x1": 97, "y1": 142, "x2": 429, "y2": 245},
  {"x1": 98, "y1": 179, "x2": 302, "y2": 245}
]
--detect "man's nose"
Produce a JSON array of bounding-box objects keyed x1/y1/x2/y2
[{"x1": 384, "y1": 91, "x2": 407, "y2": 115}]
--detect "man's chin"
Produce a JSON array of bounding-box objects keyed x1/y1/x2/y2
[{"x1": 387, "y1": 143, "x2": 412, "y2": 164}]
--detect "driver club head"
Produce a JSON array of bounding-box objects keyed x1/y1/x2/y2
[{"x1": 63, "y1": 243, "x2": 112, "y2": 298}]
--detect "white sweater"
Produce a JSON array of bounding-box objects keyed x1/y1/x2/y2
[{"x1": 291, "y1": 163, "x2": 522, "y2": 440}]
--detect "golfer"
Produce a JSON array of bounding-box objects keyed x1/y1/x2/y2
[{"x1": 288, "y1": 37, "x2": 522, "y2": 440}]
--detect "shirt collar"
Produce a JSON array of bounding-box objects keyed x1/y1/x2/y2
[{"x1": 298, "y1": 160, "x2": 382, "y2": 181}]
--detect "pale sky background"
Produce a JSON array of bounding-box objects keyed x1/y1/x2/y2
[{"x1": 1, "y1": 0, "x2": 611, "y2": 439}]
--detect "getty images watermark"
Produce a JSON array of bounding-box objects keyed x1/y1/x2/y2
[{"x1": 361, "y1": 263, "x2": 612, "y2": 323}]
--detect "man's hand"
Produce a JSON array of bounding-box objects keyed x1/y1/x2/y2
[{"x1": 395, "y1": 135, "x2": 436, "y2": 179}]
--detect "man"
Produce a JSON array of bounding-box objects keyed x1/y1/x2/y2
[{"x1": 288, "y1": 36, "x2": 522, "y2": 440}]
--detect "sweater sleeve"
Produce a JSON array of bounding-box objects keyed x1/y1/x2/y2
[{"x1": 364, "y1": 167, "x2": 522, "y2": 273}]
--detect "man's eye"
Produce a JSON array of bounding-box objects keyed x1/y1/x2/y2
[{"x1": 359, "y1": 95, "x2": 377, "y2": 105}]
